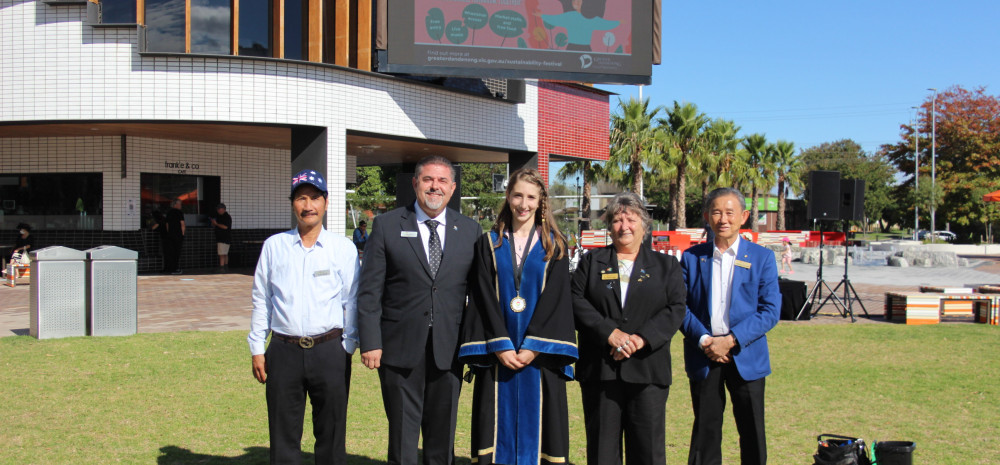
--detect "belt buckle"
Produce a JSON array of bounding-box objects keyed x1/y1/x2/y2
[{"x1": 298, "y1": 336, "x2": 315, "y2": 349}]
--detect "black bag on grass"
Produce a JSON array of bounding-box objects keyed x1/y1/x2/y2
[{"x1": 813, "y1": 434, "x2": 871, "y2": 465}]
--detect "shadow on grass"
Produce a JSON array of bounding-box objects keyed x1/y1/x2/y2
[{"x1": 157, "y1": 445, "x2": 388, "y2": 464}]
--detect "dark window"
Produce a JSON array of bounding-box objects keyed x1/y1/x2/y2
[
  {"x1": 0, "y1": 173, "x2": 103, "y2": 230},
  {"x1": 238, "y1": 0, "x2": 271, "y2": 56},
  {"x1": 191, "y1": 0, "x2": 232, "y2": 54},
  {"x1": 283, "y1": 0, "x2": 304, "y2": 60},
  {"x1": 145, "y1": 0, "x2": 186, "y2": 52},
  {"x1": 101, "y1": 0, "x2": 137, "y2": 23},
  {"x1": 140, "y1": 173, "x2": 221, "y2": 229}
]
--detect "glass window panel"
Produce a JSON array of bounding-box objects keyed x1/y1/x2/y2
[
  {"x1": 0, "y1": 173, "x2": 103, "y2": 231},
  {"x1": 283, "y1": 0, "x2": 303, "y2": 60},
  {"x1": 101, "y1": 0, "x2": 137, "y2": 23},
  {"x1": 238, "y1": 0, "x2": 271, "y2": 56},
  {"x1": 140, "y1": 173, "x2": 221, "y2": 228},
  {"x1": 191, "y1": 0, "x2": 232, "y2": 54},
  {"x1": 145, "y1": 0, "x2": 186, "y2": 52}
]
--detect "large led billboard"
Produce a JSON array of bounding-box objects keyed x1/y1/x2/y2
[{"x1": 376, "y1": 0, "x2": 658, "y2": 84}]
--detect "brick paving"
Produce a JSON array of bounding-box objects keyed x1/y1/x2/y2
[
  {"x1": 3, "y1": 258, "x2": 1000, "y2": 338},
  {"x1": 0, "y1": 268, "x2": 254, "y2": 337}
]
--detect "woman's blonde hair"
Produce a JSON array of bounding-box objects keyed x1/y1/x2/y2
[{"x1": 492, "y1": 168, "x2": 567, "y2": 261}]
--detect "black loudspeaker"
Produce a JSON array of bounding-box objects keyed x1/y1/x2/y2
[
  {"x1": 808, "y1": 170, "x2": 841, "y2": 221},
  {"x1": 840, "y1": 179, "x2": 866, "y2": 222}
]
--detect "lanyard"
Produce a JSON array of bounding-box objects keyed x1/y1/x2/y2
[{"x1": 508, "y1": 224, "x2": 537, "y2": 296}]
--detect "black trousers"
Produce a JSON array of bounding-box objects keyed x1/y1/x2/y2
[
  {"x1": 265, "y1": 338, "x2": 351, "y2": 465},
  {"x1": 687, "y1": 362, "x2": 767, "y2": 465},
  {"x1": 378, "y1": 335, "x2": 461, "y2": 465},
  {"x1": 580, "y1": 380, "x2": 669, "y2": 465},
  {"x1": 163, "y1": 235, "x2": 183, "y2": 272}
]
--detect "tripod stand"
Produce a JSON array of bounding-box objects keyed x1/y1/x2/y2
[
  {"x1": 796, "y1": 222, "x2": 846, "y2": 320},
  {"x1": 815, "y1": 220, "x2": 869, "y2": 322}
]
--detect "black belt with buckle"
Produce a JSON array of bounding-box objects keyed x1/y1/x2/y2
[{"x1": 272, "y1": 328, "x2": 343, "y2": 349}]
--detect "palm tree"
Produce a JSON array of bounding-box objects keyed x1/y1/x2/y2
[
  {"x1": 742, "y1": 133, "x2": 776, "y2": 232},
  {"x1": 772, "y1": 140, "x2": 803, "y2": 230},
  {"x1": 609, "y1": 97, "x2": 663, "y2": 196},
  {"x1": 702, "y1": 118, "x2": 743, "y2": 197},
  {"x1": 556, "y1": 160, "x2": 605, "y2": 231},
  {"x1": 661, "y1": 101, "x2": 709, "y2": 228}
]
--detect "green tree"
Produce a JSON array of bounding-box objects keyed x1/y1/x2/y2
[
  {"x1": 699, "y1": 118, "x2": 743, "y2": 197},
  {"x1": 882, "y1": 86, "x2": 1000, "y2": 240},
  {"x1": 741, "y1": 134, "x2": 774, "y2": 232},
  {"x1": 348, "y1": 166, "x2": 397, "y2": 224},
  {"x1": 661, "y1": 101, "x2": 709, "y2": 228},
  {"x1": 458, "y1": 163, "x2": 506, "y2": 231},
  {"x1": 548, "y1": 182, "x2": 580, "y2": 243},
  {"x1": 772, "y1": 140, "x2": 802, "y2": 230},
  {"x1": 608, "y1": 97, "x2": 663, "y2": 197},
  {"x1": 557, "y1": 160, "x2": 606, "y2": 231}
]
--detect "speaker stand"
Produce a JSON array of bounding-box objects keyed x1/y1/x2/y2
[
  {"x1": 818, "y1": 221, "x2": 869, "y2": 322},
  {"x1": 797, "y1": 222, "x2": 846, "y2": 320}
]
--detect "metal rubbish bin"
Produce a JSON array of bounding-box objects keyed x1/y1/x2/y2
[
  {"x1": 85, "y1": 246, "x2": 138, "y2": 336},
  {"x1": 29, "y1": 246, "x2": 87, "y2": 339}
]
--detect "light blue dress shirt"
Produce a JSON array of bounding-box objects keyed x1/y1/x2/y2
[{"x1": 248, "y1": 227, "x2": 360, "y2": 355}]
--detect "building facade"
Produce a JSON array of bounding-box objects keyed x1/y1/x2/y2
[{"x1": 1, "y1": 0, "x2": 611, "y2": 271}]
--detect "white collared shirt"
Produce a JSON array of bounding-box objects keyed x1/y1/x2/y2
[
  {"x1": 413, "y1": 201, "x2": 448, "y2": 257},
  {"x1": 710, "y1": 235, "x2": 740, "y2": 336},
  {"x1": 248, "y1": 227, "x2": 360, "y2": 355}
]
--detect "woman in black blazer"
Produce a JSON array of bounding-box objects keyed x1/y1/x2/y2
[{"x1": 571, "y1": 192, "x2": 687, "y2": 465}]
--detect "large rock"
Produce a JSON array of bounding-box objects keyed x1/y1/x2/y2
[
  {"x1": 800, "y1": 248, "x2": 845, "y2": 265},
  {"x1": 887, "y1": 256, "x2": 909, "y2": 267},
  {"x1": 899, "y1": 248, "x2": 959, "y2": 267}
]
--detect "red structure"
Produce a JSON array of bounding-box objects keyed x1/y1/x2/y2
[{"x1": 536, "y1": 81, "x2": 612, "y2": 182}]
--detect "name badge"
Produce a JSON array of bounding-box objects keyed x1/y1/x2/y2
[
  {"x1": 401, "y1": 231, "x2": 418, "y2": 238},
  {"x1": 314, "y1": 269, "x2": 330, "y2": 277},
  {"x1": 735, "y1": 260, "x2": 751, "y2": 269},
  {"x1": 601, "y1": 273, "x2": 619, "y2": 280}
]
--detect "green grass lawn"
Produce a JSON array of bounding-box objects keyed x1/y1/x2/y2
[{"x1": 1, "y1": 324, "x2": 997, "y2": 464}]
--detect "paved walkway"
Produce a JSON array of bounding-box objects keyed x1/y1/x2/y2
[
  {"x1": 1, "y1": 269, "x2": 254, "y2": 337},
  {"x1": 3, "y1": 258, "x2": 1000, "y2": 337}
]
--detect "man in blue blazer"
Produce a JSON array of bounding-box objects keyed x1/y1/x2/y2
[{"x1": 680, "y1": 187, "x2": 781, "y2": 465}]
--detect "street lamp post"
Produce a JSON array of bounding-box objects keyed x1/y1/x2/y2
[
  {"x1": 576, "y1": 175, "x2": 582, "y2": 237},
  {"x1": 928, "y1": 88, "x2": 937, "y2": 242},
  {"x1": 911, "y1": 109, "x2": 919, "y2": 239}
]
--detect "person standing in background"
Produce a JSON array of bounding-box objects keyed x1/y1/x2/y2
[
  {"x1": 211, "y1": 203, "x2": 233, "y2": 272},
  {"x1": 164, "y1": 199, "x2": 185, "y2": 275},
  {"x1": 352, "y1": 220, "x2": 368, "y2": 253},
  {"x1": 780, "y1": 237, "x2": 794, "y2": 274}
]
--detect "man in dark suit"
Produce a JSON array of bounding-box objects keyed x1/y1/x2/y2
[
  {"x1": 358, "y1": 155, "x2": 482, "y2": 465},
  {"x1": 680, "y1": 187, "x2": 781, "y2": 465}
]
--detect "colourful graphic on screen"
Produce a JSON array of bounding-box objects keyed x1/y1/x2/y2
[{"x1": 414, "y1": 0, "x2": 633, "y2": 55}]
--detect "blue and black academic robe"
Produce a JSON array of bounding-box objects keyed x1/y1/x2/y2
[{"x1": 459, "y1": 231, "x2": 578, "y2": 465}]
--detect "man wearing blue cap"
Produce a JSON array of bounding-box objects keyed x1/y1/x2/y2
[{"x1": 248, "y1": 169, "x2": 360, "y2": 465}]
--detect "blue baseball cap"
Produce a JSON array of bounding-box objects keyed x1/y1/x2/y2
[{"x1": 290, "y1": 169, "x2": 328, "y2": 196}]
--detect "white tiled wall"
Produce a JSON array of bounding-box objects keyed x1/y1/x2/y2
[
  {"x1": 0, "y1": 136, "x2": 289, "y2": 230},
  {"x1": 0, "y1": 0, "x2": 541, "y2": 232}
]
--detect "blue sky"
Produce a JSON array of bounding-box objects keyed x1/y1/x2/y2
[{"x1": 590, "y1": 0, "x2": 999, "y2": 162}]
